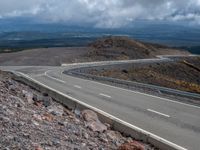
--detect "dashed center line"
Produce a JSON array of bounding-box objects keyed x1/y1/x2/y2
[
  {"x1": 74, "y1": 85, "x2": 82, "y2": 89},
  {"x1": 46, "y1": 75, "x2": 66, "y2": 83},
  {"x1": 44, "y1": 71, "x2": 66, "y2": 83},
  {"x1": 99, "y1": 93, "x2": 112, "y2": 98},
  {"x1": 147, "y1": 109, "x2": 170, "y2": 118}
]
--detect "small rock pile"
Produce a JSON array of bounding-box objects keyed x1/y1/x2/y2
[{"x1": 0, "y1": 71, "x2": 154, "y2": 150}]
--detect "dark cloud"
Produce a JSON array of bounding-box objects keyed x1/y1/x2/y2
[{"x1": 0, "y1": 0, "x2": 199, "y2": 28}]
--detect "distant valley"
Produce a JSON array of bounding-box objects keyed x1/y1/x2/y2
[{"x1": 0, "y1": 20, "x2": 200, "y2": 54}]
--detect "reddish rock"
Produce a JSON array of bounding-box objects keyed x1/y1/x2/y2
[
  {"x1": 34, "y1": 101, "x2": 43, "y2": 107},
  {"x1": 35, "y1": 145, "x2": 43, "y2": 150},
  {"x1": 42, "y1": 113, "x2": 54, "y2": 122},
  {"x1": 33, "y1": 114, "x2": 42, "y2": 121},
  {"x1": 82, "y1": 110, "x2": 107, "y2": 132},
  {"x1": 118, "y1": 141, "x2": 145, "y2": 150},
  {"x1": 106, "y1": 130, "x2": 122, "y2": 141},
  {"x1": 82, "y1": 109, "x2": 99, "y2": 122},
  {"x1": 64, "y1": 108, "x2": 74, "y2": 116},
  {"x1": 86, "y1": 121, "x2": 107, "y2": 132}
]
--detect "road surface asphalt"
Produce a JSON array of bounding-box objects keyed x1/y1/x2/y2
[{"x1": 1, "y1": 57, "x2": 200, "y2": 150}]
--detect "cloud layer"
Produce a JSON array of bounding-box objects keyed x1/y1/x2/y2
[{"x1": 0, "y1": 0, "x2": 200, "y2": 28}]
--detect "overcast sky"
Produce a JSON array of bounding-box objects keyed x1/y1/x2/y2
[{"x1": 0, "y1": 0, "x2": 200, "y2": 28}]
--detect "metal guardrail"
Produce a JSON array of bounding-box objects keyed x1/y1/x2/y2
[
  {"x1": 66, "y1": 70, "x2": 200, "y2": 100},
  {"x1": 63, "y1": 55, "x2": 200, "y2": 100}
]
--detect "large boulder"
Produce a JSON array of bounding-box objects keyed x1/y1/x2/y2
[
  {"x1": 81, "y1": 109, "x2": 99, "y2": 122},
  {"x1": 86, "y1": 121, "x2": 107, "y2": 132},
  {"x1": 82, "y1": 109, "x2": 107, "y2": 132}
]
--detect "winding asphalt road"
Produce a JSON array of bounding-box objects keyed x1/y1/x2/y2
[{"x1": 1, "y1": 56, "x2": 200, "y2": 150}]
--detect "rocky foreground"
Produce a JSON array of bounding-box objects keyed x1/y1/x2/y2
[{"x1": 0, "y1": 71, "x2": 154, "y2": 150}]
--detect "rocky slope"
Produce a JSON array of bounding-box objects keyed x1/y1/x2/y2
[
  {"x1": 87, "y1": 36, "x2": 190, "y2": 60},
  {"x1": 0, "y1": 71, "x2": 153, "y2": 150},
  {"x1": 87, "y1": 57, "x2": 200, "y2": 94}
]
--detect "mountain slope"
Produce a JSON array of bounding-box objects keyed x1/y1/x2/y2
[{"x1": 87, "y1": 36, "x2": 190, "y2": 60}]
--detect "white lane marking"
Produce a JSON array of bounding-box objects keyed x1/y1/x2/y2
[
  {"x1": 147, "y1": 109, "x2": 170, "y2": 118},
  {"x1": 74, "y1": 85, "x2": 82, "y2": 89},
  {"x1": 62, "y1": 72, "x2": 200, "y2": 109},
  {"x1": 99, "y1": 93, "x2": 112, "y2": 98},
  {"x1": 17, "y1": 72, "x2": 188, "y2": 150},
  {"x1": 31, "y1": 73, "x2": 45, "y2": 77},
  {"x1": 44, "y1": 70, "x2": 66, "y2": 83}
]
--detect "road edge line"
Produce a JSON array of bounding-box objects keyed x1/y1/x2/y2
[
  {"x1": 63, "y1": 72, "x2": 200, "y2": 109},
  {"x1": 13, "y1": 71, "x2": 188, "y2": 150}
]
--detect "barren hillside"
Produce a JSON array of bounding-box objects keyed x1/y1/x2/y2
[
  {"x1": 88, "y1": 57, "x2": 200, "y2": 94},
  {"x1": 0, "y1": 36, "x2": 190, "y2": 66},
  {"x1": 87, "y1": 36, "x2": 190, "y2": 61}
]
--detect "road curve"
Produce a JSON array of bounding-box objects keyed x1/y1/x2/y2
[{"x1": 1, "y1": 56, "x2": 200, "y2": 150}]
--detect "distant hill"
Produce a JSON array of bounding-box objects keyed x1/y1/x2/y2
[{"x1": 87, "y1": 36, "x2": 190, "y2": 60}]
